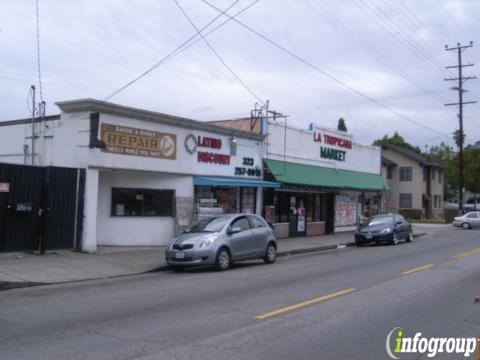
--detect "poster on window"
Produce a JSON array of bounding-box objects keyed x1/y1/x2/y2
[
  {"x1": 335, "y1": 196, "x2": 358, "y2": 227},
  {"x1": 296, "y1": 206, "x2": 305, "y2": 232}
]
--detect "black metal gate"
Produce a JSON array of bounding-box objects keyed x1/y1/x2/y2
[{"x1": 0, "y1": 163, "x2": 85, "y2": 252}]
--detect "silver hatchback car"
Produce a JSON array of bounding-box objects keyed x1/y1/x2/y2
[{"x1": 165, "y1": 214, "x2": 277, "y2": 271}]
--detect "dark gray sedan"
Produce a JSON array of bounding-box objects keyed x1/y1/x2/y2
[
  {"x1": 165, "y1": 214, "x2": 277, "y2": 271},
  {"x1": 355, "y1": 213, "x2": 413, "y2": 246}
]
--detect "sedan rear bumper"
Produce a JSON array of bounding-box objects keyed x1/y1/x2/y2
[{"x1": 355, "y1": 233, "x2": 394, "y2": 245}]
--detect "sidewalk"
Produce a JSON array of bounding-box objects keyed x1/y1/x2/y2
[{"x1": 0, "y1": 226, "x2": 428, "y2": 290}]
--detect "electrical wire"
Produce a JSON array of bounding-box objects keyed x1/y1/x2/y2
[
  {"x1": 201, "y1": 0, "x2": 452, "y2": 138},
  {"x1": 36, "y1": 0, "x2": 44, "y2": 103},
  {"x1": 35, "y1": 0, "x2": 260, "y2": 136},
  {"x1": 405, "y1": 0, "x2": 479, "y2": 76},
  {"x1": 353, "y1": 0, "x2": 452, "y2": 79},
  {"x1": 104, "y1": 0, "x2": 241, "y2": 101},
  {"x1": 174, "y1": 0, "x2": 265, "y2": 105},
  {"x1": 307, "y1": 1, "x2": 447, "y2": 104}
]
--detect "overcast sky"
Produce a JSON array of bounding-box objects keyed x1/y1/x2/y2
[{"x1": 1, "y1": 0, "x2": 479, "y2": 150}]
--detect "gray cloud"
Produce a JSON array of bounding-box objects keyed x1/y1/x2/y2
[{"x1": 1, "y1": 0, "x2": 478, "y2": 148}]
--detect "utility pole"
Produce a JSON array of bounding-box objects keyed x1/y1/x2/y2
[
  {"x1": 31, "y1": 85, "x2": 36, "y2": 165},
  {"x1": 444, "y1": 42, "x2": 477, "y2": 214}
]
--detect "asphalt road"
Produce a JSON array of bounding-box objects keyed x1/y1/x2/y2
[{"x1": 1, "y1": 226, "x2": 480, "y2": 360}]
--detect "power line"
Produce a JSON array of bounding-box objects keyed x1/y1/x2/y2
[
  {"x1": 104, "y1": 0, "x2": 241, "y2": 101},
  {"x1": 352, "y1": 0, "x2": 452, "y2": 79},
  {"x1": 307, "y1": 1, "x2": 447, "y2": 104},
  {"x1": 413, "y1": 0, "x2": 480, "y2": 60},
  {"x1": 201, "y1": 0, "x2": 451, "y2": 138},
  {"x1": 174, "y1": 0, "x2": 265, "y2": 105},
  {"x1": 392, "y1": 0, "x2": 477, "y2": 80},
  {"x1": 35, "y1": 0, "x2": 260, "y2": 136},
  {"x1": 35, "y1": 0, "x2": 44, "y2": 103}
]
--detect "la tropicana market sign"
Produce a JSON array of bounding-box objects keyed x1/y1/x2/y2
[{"x1": 313, "y1": 131, "x2": 352, "y2": 162}]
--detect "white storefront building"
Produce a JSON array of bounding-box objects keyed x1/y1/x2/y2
[
  {"x1": 0, "y1": 99, "x2": 278, "y2": 252},
  {"x1": 262, "y1": 120, "x2": 385, "y2": 237},
  {"x1": 209, "y1": 117, "x2": 387, "y2": 238}
]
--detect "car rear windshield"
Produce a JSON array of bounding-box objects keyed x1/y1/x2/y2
[
  {"x1": 188, "y1": 217, "x2": 229, "y2": 233},
  {"x1": 368, "y1": 216, "x2": 394, "y2": 226}
]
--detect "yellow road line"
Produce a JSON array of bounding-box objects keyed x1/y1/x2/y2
[
  {"x1": 255, "y1": 288, "x2": 357, "y2": 320},
  {"x1": 454, "y1": 252, "x2": 473, "y2": 260},
  {"x1": 453, "y1": 247, "x2": 480, "y2": 260},
  {"x1": 402, "y1": 263, "x2": 434, "y2": 275}
]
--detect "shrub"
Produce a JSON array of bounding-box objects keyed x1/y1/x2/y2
[
  {"x1": 398, "y1": 209, "x2": 423, "y2": 220},
  {"x1": 443, "y1": 208, "x2": 459, "y2": 223}
]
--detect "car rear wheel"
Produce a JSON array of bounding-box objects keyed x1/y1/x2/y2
[
  {"x1": 406, "y1": 231, "x2": 413, "y2": 243},
  {"x1": 462, "y1": 222, "x2": 471, "y2": 230},
  {"x1": 215, "y1": 247, "x2": 231, "y2": 271},
  {"x1": 264, "y1": 243, "x2": 277, "y2": 264},
  {"x1": 391, "y1": 232, "x2": 399, "y2": 245}
]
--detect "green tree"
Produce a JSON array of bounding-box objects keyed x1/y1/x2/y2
[
  {"x1": 337, "y1": 118, "x2": 347, "y2": 132},
  {"x1": 463, "y1": 146, "x2": 480, "y2": 209},
  {"x1": 453, "y1": 130, "x2": 466, "y2": 148},
  {"x1": 429, "y1": 142, "x2": 457, "y2": 199},
  {"x1": 373, "y1": 131, "x2": 422, "y2": 154}
]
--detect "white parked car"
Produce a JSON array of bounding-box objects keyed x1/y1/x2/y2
[{"x1": 452, "y1": 212, "x2": 480, "y2": 230}]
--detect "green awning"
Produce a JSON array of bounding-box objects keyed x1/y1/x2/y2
[{"x1": 264, "y1": 159, "x2": 387, "y2": 191}]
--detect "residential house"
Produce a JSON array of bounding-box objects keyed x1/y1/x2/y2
[{"x1": 381, "y1": 144, "x2": 444, "y2": 219}]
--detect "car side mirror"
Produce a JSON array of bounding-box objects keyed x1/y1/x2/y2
[
  {"x1": 395, "y1": 221, "x2": 402, "y2": 226},
  {"x1": 228, "y1": 227, "x2": 242, "y2": 235}
]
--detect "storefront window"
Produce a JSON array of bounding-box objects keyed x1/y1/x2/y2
[
  {"x1": 313, "y1": 194, "x2": 319, "y2": 221},
  {"x1": 111, "y1": 188, "x2": 175, "y2": 217},
  {"x1": 216, "y1": 187, "x2": 237, "y2": 213},
  {"x1": 241, "y1": 187, "x2": 256, "y2": 214},
  {"x1": 196, "y1": 186, "x2": 238, "y2": 216},
  {"x1": 277, "y1": 192, "x2": 290, "y2": 223},
  {"x1": 306, "y1": 194, "x2": 313, "y2": 222}
]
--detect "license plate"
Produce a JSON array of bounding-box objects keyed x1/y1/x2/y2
[
  {"x1": 365, "y1": 235, "x2": 373, "y2": 240},
  {"x1": 175, "y1": 252, "x2": 185, "y2": 259}
]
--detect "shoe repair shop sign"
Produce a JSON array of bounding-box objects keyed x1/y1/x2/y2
[{"x1": 101, "y1": 123, "x2": 177, "y2": 160}]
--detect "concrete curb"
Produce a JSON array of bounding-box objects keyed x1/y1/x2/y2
[
  {"x1": 277, "y1": 242, "x2": 356, "y2": 257},
  {"x1": 0, "y1": 233, "x2": 427, "y2": 291}
]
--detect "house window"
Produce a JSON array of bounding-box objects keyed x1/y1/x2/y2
[
  {"x1": 399, "y1": 167, "x2": 412, "y2": 181},
  {"x1": 111, "y1": 188, "x2": 175, "y2": 217},
  {"x1": 432, "y1": 168, "x2": 436, "y2": 181},
  {"x1": 399, "y1": 193, "x2": 412, "y2": 208},
  {"x1": 387, "y1": 167, "x2": 392, "y2": 180},
  {"x1": 439, "y1": 170, "x2": 442, "y2": 184}
]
